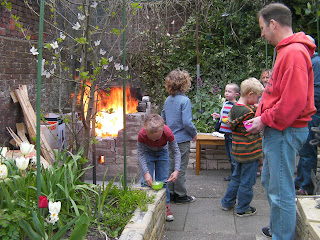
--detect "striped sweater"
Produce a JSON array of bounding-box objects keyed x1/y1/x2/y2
[
  {"x1": 219, "y1": 101, "x2": 234, "y2": 133},
  {"x1": 228, "y1": 103, "x2": 262, "y2": 163}
]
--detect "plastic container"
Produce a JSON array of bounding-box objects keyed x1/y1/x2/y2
[
  {"x1": 243, "y1": 120, "x2": 252, "y2": 130},
  {"x1": 152, "y1": 181, "x2": 164, "y2": 190}
]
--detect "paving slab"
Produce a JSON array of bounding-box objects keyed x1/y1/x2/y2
[{"x1": 164, "y1": 169, "x2": 270, "y2": 240}]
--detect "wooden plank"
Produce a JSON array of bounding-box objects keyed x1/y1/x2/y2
[
  {"x1": 6, "y1": 127, "x2": 22, "y2": 145},
  {"x1": 14, "y1": 86, "x2": 55, "y2": 164},
  {"x1": 10, "y1": 91, "x2": 18, "y2": 103},
  {"x1": 16, "y1": 123, "x2": 29, "y2": 143},
  {"x1": 297, "y1": 198, "x2": 320, "y2": 223}
]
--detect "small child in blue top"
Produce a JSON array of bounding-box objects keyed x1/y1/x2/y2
[
  {"x1": 162, "y1": 69, "x2": 197, "y2": 204},
  {"x1": 212, "y1": 83, "x2": 240, "y2": 181}
]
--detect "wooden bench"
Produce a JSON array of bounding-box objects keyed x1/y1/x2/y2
[{"x1": 196, "y1": 134, "x2": 225, "y2": 175}]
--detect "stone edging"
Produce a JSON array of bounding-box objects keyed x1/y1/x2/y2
[{"x1": 119, "y1": 187, "x2": 166, "y2": 240}]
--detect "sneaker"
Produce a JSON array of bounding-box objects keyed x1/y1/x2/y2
[
  {"x1": 236, "y1": 206, "x2": 257, "y2": 217},
  {"x1": 166, "y1": 205, "x2": 174, "y2": 222},
  {"x1": 174, "y1": 195, "x2": 196, "y2": 204},
  {"x1": 223, "y1": 175, "x2": 231, "y2": 181},
  {"x1": 296, "y1": 189, "x2": 308, "y2": 195},
  {"x1": 222, "y1": 204, "x2": 235, "y2": 211},
  {"x1": 262, "y1": 226, "x2": 272, "y2": 238}
]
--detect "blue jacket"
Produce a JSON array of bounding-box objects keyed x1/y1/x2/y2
[
  {"x1": 312, "y1": 52, "x2": 320, "y2": 113},
  {"x1": 161, "y1": 92, "x2": 197, "y2": 143}
]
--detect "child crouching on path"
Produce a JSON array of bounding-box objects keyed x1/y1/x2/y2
[
  {"x1": 221, "y1": 78, "x2": 264, "y2": 217},
  {"x1": 137, "y1": 114, "x2": 181, "y2": 222}
]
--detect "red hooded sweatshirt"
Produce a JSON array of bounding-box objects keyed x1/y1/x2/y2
[{"x1": 256, "y1": 32, "x2": 317, "y2": 130}]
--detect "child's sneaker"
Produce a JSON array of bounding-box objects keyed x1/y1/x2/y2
[
  {"x1": 221, "y1": 203, "x2": 235, "y2": 211},
  {"x1": 174, "y1": 195, "x2": 196, "y2": 204},
  {"x1": 236, "y1": 206, "x2": 257, "y2": 217},
  {"x1": 166, "y1": 205, "x2": 174, "y2": 222},
  {"x1": 261, "y1": 226, "x2": 272, "y2": 238}
]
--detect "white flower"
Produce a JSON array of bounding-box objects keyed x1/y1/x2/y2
[
  {"x1": 48, "y1": 212, "x2": 59, "y2": 224},
  {"x1": 60, "y1": 32, "x2": 66, "y2": 40},
  {"x1": 20, "y1": 142, "x2": 35, "y2": 156},
  {"x1": 0, "y1": 164, "x2": 8, "y2": 180},
  {"x1": 108, "y1": 56, "x2": 113, "y2": 62},
  {"x1": 50, "y1": 41, "x2": 58, "y2": 49},
  {"x1": 125, "y1": 66, "x2": 129, "y2": 71},
  {"x1": 49, "y1": 201, "x2": 61, "y2": 215},
  {"x1": 114, "y1": 63, "x2": 123, "y2": 71},
  {"x1": 78, "y1": 13, "x2": 85, "y2": 21},
  {"x1": 45, "y1": 71, "x2": 51, "y2": 78},
  {"x1": 146, "y1": 15, "x2": 149, "y2": 19},
  {"x1": 30, "y1": 46, "x2": 39, "y2": 55},
  {"x1": 94, "y1": 40, "x2": 101, "y2": 46},
  {"x1": 0, "y1": 147, "x2": 7, "y2": 159},
  {"x1": 166, "y1": 33, "x2": 170, "y2": 37},
  {"x1": 99, "y1": 49, "x2": 106, "y2": 55},
  {"x1": 103, "y1": 65, "x2": 108, "y2": 69},
  {"x1": 91, "y1": 1, "x2": 98, "y2": 8},
  {"x1": 79, "y1": 58, "x2": 82, "y2": 63},
  {"x1": 171, "y1": 20, "x2": 175, "y2": 24},
  {"x1": 15, "y1": 157, "x2": 29, "y2": 170},
  {"x1": 72, "y1": 22, "x2": 81, "y2": 30}
]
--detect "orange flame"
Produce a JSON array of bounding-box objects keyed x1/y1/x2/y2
[{"x1": 95, "y1": 86, "x2": 138, "y2": 137}]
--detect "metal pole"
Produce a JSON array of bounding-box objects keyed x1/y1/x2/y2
[
  {"x1": 316, "y1": 0, "x2": 319, "y2": 51},
  {"x1": 196, "y1": 8, "x2": 200, "y2": 101},
  {"x1": 122, "y1": 0, "x2": 127, "y2": 188},
  {"x1": 36, "y1": 0, "x2": 45, "y2": 209}
]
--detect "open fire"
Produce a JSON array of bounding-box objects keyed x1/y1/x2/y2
[{"x1": 95, "y1": 86, "x2": 138, "y2": 137}]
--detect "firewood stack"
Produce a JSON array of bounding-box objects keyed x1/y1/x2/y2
[{"x1": 9, "y1": 85, "x2": 54, "y2": 165}]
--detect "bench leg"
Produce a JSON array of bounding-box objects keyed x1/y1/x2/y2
[{"x1": 196, "y1": 141, "x2": 200, "y2": 175}]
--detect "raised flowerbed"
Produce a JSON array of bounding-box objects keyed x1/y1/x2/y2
[
  {"x1": 296, "y1": 196, "x2": 320, "y2": 240},
  {"x1": 119, "y1": 188, "x2": 166, "y2": 240}
]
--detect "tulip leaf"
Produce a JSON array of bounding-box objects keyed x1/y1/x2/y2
[
  {"x1": 32, "y1": 210, "x2": 45, "y2": 238},
  {"x1": 69, "y1": 213, "x2": 89, "y2": 240},
  {"x1": 52, "y1": 217, "x2": 78, "y2": 240},
  {"x1": 0, "y1": 181, "x2": 13, "y2": 210},
  {"x1": 19, "y1": 219, "x2": 42, "y2": 240}
]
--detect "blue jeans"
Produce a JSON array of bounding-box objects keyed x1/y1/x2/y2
[
  {"x1": 224, "y1": 133, "x2": 236, "y2": 173},
  {"x1": 295, "y1": 114, "x2": 320, "y2": 194},
  {"x1": 221, "y1": 160, "x2": 259, "y2": 213},
  {"x1": 140, "y1": 149, "x2": 170, "y2": 203},
  {"x1": 262, "y1": 127, "x2": 308, "y2": 240}
]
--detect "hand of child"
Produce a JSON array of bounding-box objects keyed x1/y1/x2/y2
[
  {"x1": 144, "y1": 172, "x2": 153, "y2": 187},
  {"x1": 192, "y1": 135, "x2": 197, "y2": 142},
  {"x1": 211, "y1": 113, "x2": 220, "y2": 119},
  {"x1": 166, "y1": 170, "x2": 179, "y2": 183}
]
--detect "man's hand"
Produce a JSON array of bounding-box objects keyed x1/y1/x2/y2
[
  {"x1": 144, "y1": 172, "x2": 153, "y2": 187},
  {"x1": 167, "y1": 170, "x2": 179, "y2": 182},
  {"x1": 246, "y1": 116, "x2": 266, "y2": 134}
]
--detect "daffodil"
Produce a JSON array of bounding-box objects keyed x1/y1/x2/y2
[
  {"x1": 20, "y1": 142, "x2": 34, "y2": 156},
  {"x1": 15, "y1": 157, "x2": 29, "y2": 170},
  {"x1": 0, "y1": 164, "x2": 8, "y2": 180},
  {"x1": 48, "y1": 201, "x2": 61, "y2": 224}
]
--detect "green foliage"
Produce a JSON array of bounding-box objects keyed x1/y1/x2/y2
[{"x1": 0, "y1": 209, "x2": 26, "y2": 240}]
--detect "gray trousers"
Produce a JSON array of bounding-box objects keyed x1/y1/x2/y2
[{"x1": 168, "y1": 141, "x2": 190, "y2": 197}]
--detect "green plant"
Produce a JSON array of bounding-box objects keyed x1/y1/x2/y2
[{"x1": 0, "y1": 209, "x2": 26, "y2": 240}]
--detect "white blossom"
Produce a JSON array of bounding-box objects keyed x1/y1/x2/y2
[
  {"x1": 78, "y1": 13, "x2": 85, "y2": 21},
  {"x1": 171, "y1": 20, "x2": 175, "y2": 24},
  {"x1": 91, "y1": 1, "x2": 98, "y2": 8},
  {"x1": 114, "y1": 63, "x2": 124, "y2": 71},
  {"x1": 108, "y1": 56, "x2": 113, "y2": 62},
  {"x1": 94, "y1": 40, "x2": 101, "y2": 46},
  {"x1": 15, "y1": 157, "x2": 29, "y2": 171},
  {"x1": 125, "y1": 66, "x2": 129, "y2": 71},
  {"x1": 49, "y1": 201, "x2": 61, "y2": 215},
  {"x1": 60, "y1": 32, "x2": 66, "y2": 40},
  {"x1": 72, "y1": 22, "x2": 81, "y2": 30},
  {"x1": 20, "y1": 142, "x2": 34, "y2": 157},
  {"x1": 50, "y1": 41, "x2": 58, "y2": 49},
  {"x1": 166, "y1": 33, "x2": 170, "y2": 37},
  {"x1": 30, "y1": 46, "x2": 39, "y2": 55},
  {"x1": 0, "y1": 165, "x2": 8, "y2": 180},
  {"x1": 99, "y1": 49, "x2": 106, "y2": 55},
  {"x1": 103, "y1": 65, "x2": 108, "y2": 70}
]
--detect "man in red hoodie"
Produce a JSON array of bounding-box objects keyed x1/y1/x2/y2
[{"x1": 246, "y1": 3, "x2": 316, "y2": 240}]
